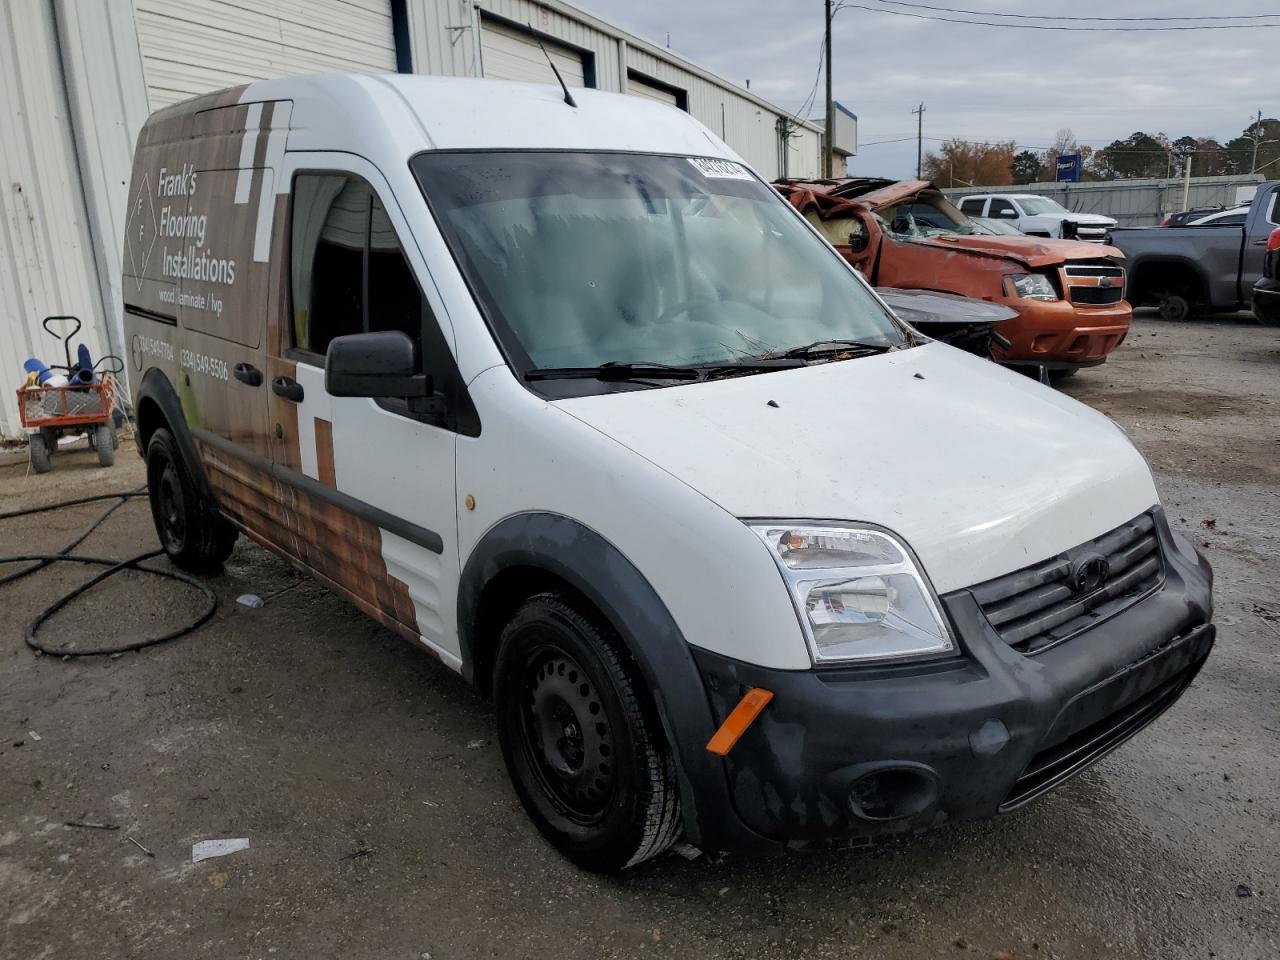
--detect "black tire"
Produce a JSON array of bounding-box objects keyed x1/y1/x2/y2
[
  {"x1": 1047, "y1": 367, "x2": 1078, "y2": 386},
  {"x1": 1159, "y1": 294, "x2": 1191, "y2": 322},
  {"x1": 145, "y1": 427, "x2": 236, "y2": 572},
  {"x1": 39, "y1": 427, "x2": 59, "y2": 456},
  {"x1": 494, "y1": 593, "x2": 682, "y2": 872},
  {"x1": 95, "y1": 424, "x2": 115, "y2": 467},
  {"x1": 29, "y1": 433, "x2": 51, "y2": 474}
]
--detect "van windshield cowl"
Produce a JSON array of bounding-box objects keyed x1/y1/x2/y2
[{"x1": 412, "y1": 151, "x2": 914, "y2": 396}]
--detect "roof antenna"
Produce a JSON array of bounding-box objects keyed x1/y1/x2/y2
[{"x1": 529, "y1": 24, "x2": 577, "y2": 108}]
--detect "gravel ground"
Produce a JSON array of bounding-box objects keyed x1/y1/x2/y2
[{"x1": 2, "y1": 314, "x2": 1277, "y2": 960}]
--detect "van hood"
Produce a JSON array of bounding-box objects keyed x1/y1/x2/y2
[
  {"x1": 557, "y1": 344, "x2": 1157, "y2": 594},
  {"x1": 911, "y1": 233, "x2": 1124, "y2": 268}
]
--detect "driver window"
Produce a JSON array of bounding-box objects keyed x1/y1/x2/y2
[{"x1": 989, "y1": 198, "x2": 1017, "y2": 218}]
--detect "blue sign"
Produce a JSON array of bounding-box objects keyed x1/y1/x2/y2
[{"x1": 1056, "y1": 153, "x2": 1082, "y2": 182}]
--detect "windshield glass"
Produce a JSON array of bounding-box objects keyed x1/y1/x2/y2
[
  {"x1": 412, "y1": 152, "x2": 909, "y2": 381},
  {"x1": 1018, "y1": 197, "x2": 1069, "y2": 216},
  {"x1": 879, "y1": 194, "x2": 984, "y2": 238}
]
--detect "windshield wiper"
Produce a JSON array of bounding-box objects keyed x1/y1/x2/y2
[
  {"x1": 774, "y1": 339, "x2": 897, "y2": 360},
  {"x1": 524, "y1": 361, "x2": 702, "y2": 382}
]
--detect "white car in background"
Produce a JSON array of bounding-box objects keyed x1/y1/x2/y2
[
  {"x1": 957, "y1": 194, "x2": 1117, "y2": 243},
  {"x1": 1186, "y1": 206, "x2": 1250, "y2": 226}
]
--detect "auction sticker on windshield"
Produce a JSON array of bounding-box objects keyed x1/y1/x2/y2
[{"x1": 688, "y1": 158, "x2": 753, "y2": 181}]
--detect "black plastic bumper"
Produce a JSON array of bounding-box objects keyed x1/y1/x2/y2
[
  {"x1": 1252, "y1": 279, "x2": 1280, "y2": 325},
  {"x1": 688, "y1": 510, "x2": 1214, "y2": 851}
]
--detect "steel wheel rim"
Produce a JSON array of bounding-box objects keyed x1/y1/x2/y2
[
  {"x1": 157, "y1": 461, "x2": 186, "y2": 552},
  {"x1": 519, "y1": 644, "x2": 617, "y2": 823}
]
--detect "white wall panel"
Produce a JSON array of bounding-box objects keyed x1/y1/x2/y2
[
  {"x1": 135, "y1": 0, "x2": 397, "y2": 109},
  {"x1": 0, "y1": 0, "x2": 112, "y2": 438},
  {"x1": 54, "y1": 0, "x2": 151, "y2": 372},
  {"x1": 479, "y1": 19, "x2": 584, "y2": 86}
]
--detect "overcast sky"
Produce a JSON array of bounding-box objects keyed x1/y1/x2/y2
[{"x1": 577, "y1": 0, "x2": 1275, "y2": 179}]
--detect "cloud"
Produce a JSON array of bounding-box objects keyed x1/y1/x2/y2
[{"x1": 577, "y1": 0, "x2": 1275, "y2": 178}]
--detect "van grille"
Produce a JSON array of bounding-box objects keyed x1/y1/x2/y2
[{"x1": 968, "y1": 512, "x2": 1164, "y2": 654}]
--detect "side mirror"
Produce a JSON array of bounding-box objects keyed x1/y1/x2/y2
[
  {"x1": 325, "y1": 331, "x2": 431, "y2": 400},
  {"x1": 999, "y1": 208, "x2": 1018, "y2": 218}
]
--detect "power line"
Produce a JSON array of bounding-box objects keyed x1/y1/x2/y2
[
  {"x1": 867, "y1": 0, "x2": 1280, "y2": 23},
  {"x1": 839, "y1": 2, "x2": 1280, "y2": 30}
]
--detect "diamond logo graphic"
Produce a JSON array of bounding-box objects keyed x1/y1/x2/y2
[{"x1": 126, "y1": 172, "x2": 158, "y2": 291}]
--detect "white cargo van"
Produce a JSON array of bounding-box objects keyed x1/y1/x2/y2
[{"x1": 123, "y1": 74, "x2": 1215, "y2": 871}]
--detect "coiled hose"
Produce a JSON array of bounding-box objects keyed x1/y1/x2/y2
[{"x1": 0, "y1": 488, "x2": 217, "y2": 656}]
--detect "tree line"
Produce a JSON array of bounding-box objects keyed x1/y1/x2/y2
[{"x1": 921, "y1": 119, "x2": 1280, "y2": 187}]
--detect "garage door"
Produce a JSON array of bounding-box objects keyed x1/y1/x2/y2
[
  {"x1": 135, "y1": 0, "x2": 397, "y2": 109},
  {"x1": 479, "y1": 19, "x2": 585, "y2": 87},
  {"x1": 628, "y1": 75, "x2": 679, "y2": 108}
]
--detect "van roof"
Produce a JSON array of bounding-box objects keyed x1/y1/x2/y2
[{"x1": 143, "y1": 72, "x2": 738, "y2": 162}]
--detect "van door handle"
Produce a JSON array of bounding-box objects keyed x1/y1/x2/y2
[
  {"x1": 1251, "y1": 238, "x2": 1267, "y2": 246},
  {"x1": 271, "y1": 376, "x2": 304, "y2": 402},
  {"x1": 233, "y1": 362, "x2": 262, "y2": 387}
]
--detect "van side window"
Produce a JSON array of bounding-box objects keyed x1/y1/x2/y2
[
  {"x1": 290, "y1": 171, "x2": 479, "y2": 436},
  {"x1": 291, "y1": 174, "x2": 370, "y2": 355},
  {"x1": 368, "y1": 194, "x2": 425, "y2": 345}
]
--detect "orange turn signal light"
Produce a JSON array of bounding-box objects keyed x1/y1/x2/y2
[{"x1": 705, "y1": 687, "x2": 774, "y2": 756}]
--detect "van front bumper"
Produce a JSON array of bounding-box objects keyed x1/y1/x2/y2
[{"x1": 688, "y1": 511, "x2": 1213, "y2": 851}]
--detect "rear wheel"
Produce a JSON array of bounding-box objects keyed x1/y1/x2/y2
[
  {"x1": 146, "y1": 427, "x2": 236, "y2": 572},
  {"x1": 1159, "y1": 294, "x2": 1191, "y2": 322},
  {"x1": 28, "y1": 433, "x2": 51, "y2": 474},
  {"x1": 494, "y1": 593, "x2": 681, "y2": 872}
]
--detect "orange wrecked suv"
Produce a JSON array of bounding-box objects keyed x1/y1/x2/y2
[{"x1": 776, "y1": 178, "x2": 1131, "y2": 381}]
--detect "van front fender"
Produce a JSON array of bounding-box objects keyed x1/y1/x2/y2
[{"x1": 457, "y1": 512, "x2": 771, "y2": 853}]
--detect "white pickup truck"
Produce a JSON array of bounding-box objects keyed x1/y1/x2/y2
[{"x1": 958, "y1": 194, "x2": 1116, "y2": 243}]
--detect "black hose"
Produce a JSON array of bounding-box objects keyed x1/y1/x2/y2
[{"x1": 0, "y1": 487, "x2": 217, "y2": 657}]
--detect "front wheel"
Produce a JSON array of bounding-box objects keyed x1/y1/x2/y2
[
  {"x1": 493, "y1": 594, "x2": 682, "y2": 872},
  {"x1": 1159, "y1": 294, "x2": 1191, "y2": 322},
  {"x1": 145, "y1": 427, "x2": 236, "y2": 572}
]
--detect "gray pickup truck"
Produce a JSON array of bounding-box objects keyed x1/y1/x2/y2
[{"x1": 1109, "y1": 180, "x2": 1280, "y2": 322}]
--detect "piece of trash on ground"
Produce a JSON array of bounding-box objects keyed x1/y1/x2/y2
[
  {"x1": 126, "y1": 835, "x2": 155, "y2": 857},
  {"x1": 65, "y1": 820, "x2": 119, "y2": 831},
  {"x1": 235, "y1": 594, "x2": 264, "y2": 609},
  {"x1": 192, "y1": 837, "x2": 250, "y2": 862},
  {"x1": 28, "y1": 731, "x2": 41, "y2": 741},
  {"x1": 466, "y1": 739, "x2": 487, "y2": 750}
]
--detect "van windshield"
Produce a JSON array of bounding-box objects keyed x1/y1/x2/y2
[{"x1": 412, "y1": 152, "x2": 911, "y2": 389}]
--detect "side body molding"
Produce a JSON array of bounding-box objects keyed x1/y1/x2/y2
[{"x1": 458, "y1": 512, "x2": 762, "y2": 852}]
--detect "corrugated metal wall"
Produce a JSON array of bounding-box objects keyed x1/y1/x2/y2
[
  {"x1": 407, "y1": 0, "x2": 822, "y2": 181},
  {"x1": 0, "y1": 0, "x2": 113, "y2": 439},
  {"x1": 54, "y1": 0, "x2": 151, "y2": 380},
  {"x1": 945, "y1": 175, "x2": 1267, "y2": 227},
  {"x1": 134, "y1": 0, "x2": 397, "y2": 109}
]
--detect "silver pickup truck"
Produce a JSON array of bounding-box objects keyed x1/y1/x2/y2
[{"x1": 1109, "y1": 181, "x2": 1280, "y2": 321}]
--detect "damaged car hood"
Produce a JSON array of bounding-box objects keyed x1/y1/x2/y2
[
  {"x1": 908, "y1": 233, "x2": 1124, "y2": 268},
  {"x1": 558, "y1": 343, "x2": 1157, "y2": 594}
]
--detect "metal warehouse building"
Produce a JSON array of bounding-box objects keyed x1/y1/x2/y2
[{"x1": 0, "y1": 0, "x2": 836, "y2": 438}]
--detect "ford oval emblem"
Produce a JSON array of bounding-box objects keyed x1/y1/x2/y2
[{"x1": 1071, "y1": 554, "x2": 1110, "y2": 595}]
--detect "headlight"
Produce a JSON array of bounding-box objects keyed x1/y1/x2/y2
[
  {"x1": 1004, "y1": 273, "x2": 1058, "y2": 301},
  {"x1": 749, "y1": 524, "x2": 955, "y2": 665}
]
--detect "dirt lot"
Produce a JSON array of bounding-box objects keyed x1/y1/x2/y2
[{"x1": 2, "y1": 314, "x2": 1278, "y2": 960}]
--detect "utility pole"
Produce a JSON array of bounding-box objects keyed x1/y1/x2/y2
[
  {"x1": 912, "y1": 103, "x2": 925, "y2": 179},
  {"x1": 823, "y1": 0, "x2": 834, "y2": 178},
  {"x1": 1182, "y1": 153, "x2": 1192, "y2": 213},
  {"x1": 1251, "y1": 109, "x2": 1263, "y2": 174}
]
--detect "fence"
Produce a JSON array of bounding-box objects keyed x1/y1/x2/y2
[{"x1": 943, "y1": 174, "x2": 1266, "y2": 226}]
